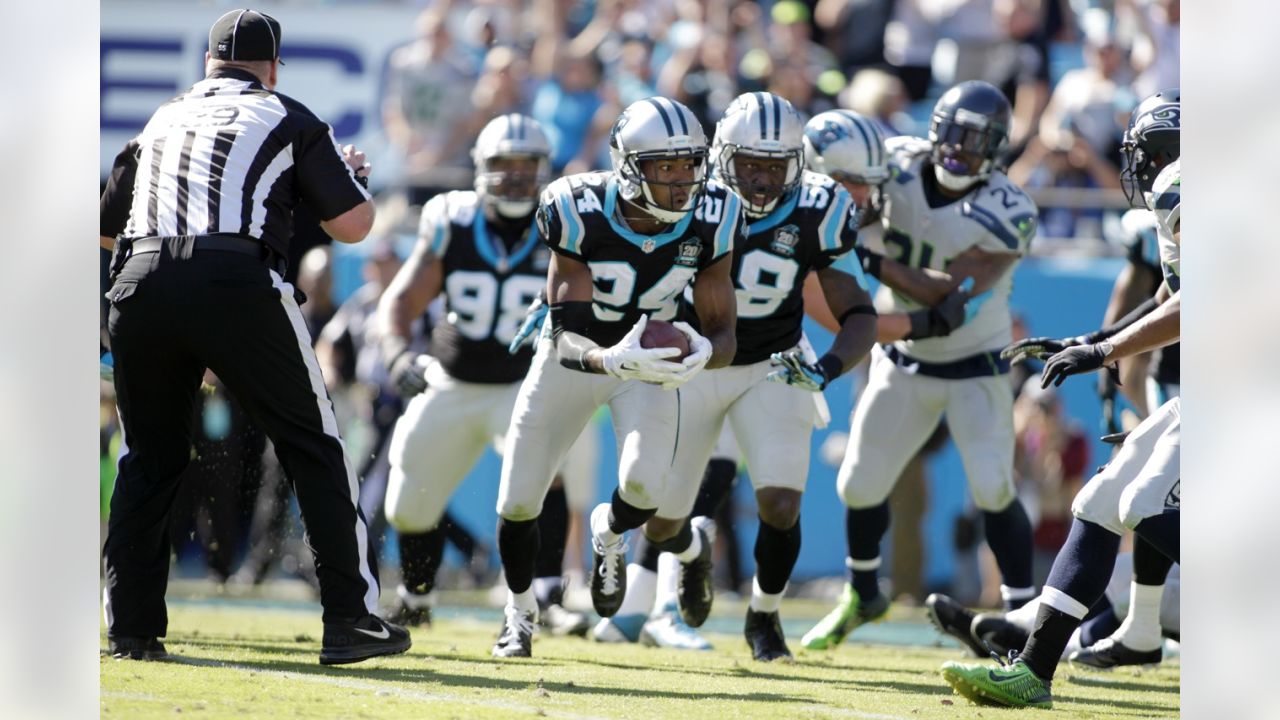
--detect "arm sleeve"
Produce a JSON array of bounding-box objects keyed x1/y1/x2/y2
[
  {"x1": 100, "y1": 140, "x2": 140, "y2": 237},
  {"x1": 292, "y1": 111, "x2": 371, "y2": 222}
]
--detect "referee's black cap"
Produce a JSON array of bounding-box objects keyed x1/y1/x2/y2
[{"x1": 209, "y1": 9, "x2": 285, "y2": 65}]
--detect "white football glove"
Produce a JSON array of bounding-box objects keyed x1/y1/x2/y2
[
  {"x1": 598, "y1": 315, "x2": 685, "y2": 383},
  {"x1": 659, "y1": 321, "x2": 713, "y2": 389}
]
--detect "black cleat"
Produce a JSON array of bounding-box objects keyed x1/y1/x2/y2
[
  {"x1": 385, "y1": 594, "x2": 433, "y2": 628},
  {"x1": 589, "y1": 504, "x2": 628, "y2": 618},
  {"x1": 1068, "y1": 638, "x2": 1162, "y2": 670},
  {"x1": 677, "y1": 525, "x2": 714, "y2": 628},
  {"x1": 108, "y1": 636, "x2": 167, "y2": 660},
  {"x1": 492, "y1": 606, "x2": 537, "y2": 658},
  {"x1": 970, "y1": 612, "x2": 1030, "y2": 659},
  {"x1": 744, "y1": 609, "x2": 793, "y2": 662},
  {"x1": 924, "y1": 593, "x2": 985, "y2": 657},
  {"x1": 320, "y1": 614, "x2": 411, "y2": 665}
]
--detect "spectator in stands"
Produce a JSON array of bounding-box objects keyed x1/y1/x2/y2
[
  {"x1": 1120, "y1": 0, "x2": 1179, "y2": 99},
  {"x1": 882, "y1": 0, "x2": 938, "y2": 101},
  {"x1": 382, "y1": 8, "x2": 479, "y2": 203},
  {"x1": 814, "y1": 0, "x2": 893, "y2": 76},
  {"x1": 841, "y1": 68, "x2": 912, "y2": 136}
]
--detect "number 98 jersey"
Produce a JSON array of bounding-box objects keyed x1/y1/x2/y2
[
  {"x1": 419, "y1": 191, "x2": 550, "y2": 383},
  {"x1": 877, "y1": 137, "x2": 1039, "y2": 363},
  {"x1": 537, "y1": 171, "x2": 743, "y2": 347}
]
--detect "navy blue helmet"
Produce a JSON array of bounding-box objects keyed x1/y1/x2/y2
[
  {"x1": 928, "y1": 81, "x2": 1011, "y2": 191},
  {"x1": 1120, "y1": 88, "x2": 1180, "y2": 208}
]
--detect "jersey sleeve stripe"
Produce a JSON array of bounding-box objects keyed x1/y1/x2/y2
[
  {"x1": 557, "y1": 191, "x2": 584, "y2": 254},
  {"x1": 961, "y1": 202, "x2": 1021, "y2": 250},
  {"x1": 714, "y1": 192, "x2": 740, "y2": 258},
  {"x1": 819, "y1": 191, "x2": 852, "y2": 252}
]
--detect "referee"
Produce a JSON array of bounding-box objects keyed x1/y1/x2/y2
[{"x1": 99, "y1": 9, "x2": 410, "y2": 665}]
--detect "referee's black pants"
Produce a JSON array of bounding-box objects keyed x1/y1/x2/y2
[{"x1": 103, "y1": 241, "x2": 380, "y2": 639}]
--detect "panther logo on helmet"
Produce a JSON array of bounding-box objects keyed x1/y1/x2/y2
[
  {"x1": 608, "y1": 97, "x2": 708, "y2": 224},
  {"x1": 472, "y1": 114, "x2": 552, "y2": 218},
  {"x1": 712, "y1": 92, "x2": 806, "y2": 217}
]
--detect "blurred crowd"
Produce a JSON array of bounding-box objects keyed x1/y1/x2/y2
[{"x1": 99, "y1": 0, "x2": 1178, "y2": 604}]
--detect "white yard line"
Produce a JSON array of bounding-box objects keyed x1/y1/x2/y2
[{"x1": 163, "y1": 655, "x2": 612, "y2": 720}]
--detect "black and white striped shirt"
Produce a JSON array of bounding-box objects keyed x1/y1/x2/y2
[{"x1": 100, "y1": 67, "x2": 370, "y2": 256}]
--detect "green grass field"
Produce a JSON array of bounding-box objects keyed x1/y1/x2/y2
[{"x1": 100, "y1": 588, "x2": 1179, "y2": 719}]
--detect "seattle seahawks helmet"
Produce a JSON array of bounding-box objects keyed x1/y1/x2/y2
[
  {"x1": 804, "y1": 110, "x2": 889, "y2": 185},
  {"x1": 928, "y1": 81, "x2": 1011, "y2": 192},
  {"x1": 472, "y1": 113, "x2": 552, "y2": 218},
  {"x1": 1120, "y1": 88, "x2": 1180, "y2": 209},
  {"x1": 712, "y1": 92, "x2": 806, "y2": 217},
  {"x1": 609, "y1": 97, "x2": 708, "y2": 224}
]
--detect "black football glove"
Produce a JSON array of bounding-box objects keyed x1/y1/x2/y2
[
  {"x1": 1001, "y1": 335, "x2": 1088, "y2": 365},
  {"x1": 905, "y1": 287, "x2": 968, "y2": 340},
  {"x1": 1040, "y1": 343, "x2": 1119, "y2": 388},
  {"x1": 388, "y1": 351, "x2": 432, "y2": 398}
]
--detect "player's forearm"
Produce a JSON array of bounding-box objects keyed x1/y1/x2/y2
[
  {"x1": 826, "y1": 313, "x2": 877, "y2": 374},
  {"x1": 1103, "y1": 291, "x2": 1179, "y2": 361},
  {"x1": 555, "y1": 331, "x2": 607, "y2": 373},
  {"x1": 876, "y1": 257, "x2": 957, "y2": 307},
  {"x1": 876, "y1": 312, "x2": 913, "y2": 343},
  {"x1": 705, "y1": 324, "x2": 737, "y2": 369}
]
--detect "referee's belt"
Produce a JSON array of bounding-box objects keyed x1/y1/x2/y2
[
  {"x1": 129, "y1": 234, "x2": 284, "y2": 273},
  {"x1": 882, "y1": 344, "x2": 1010, "y2": 380}
]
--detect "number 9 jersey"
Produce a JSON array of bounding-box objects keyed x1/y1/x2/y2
[
  {"x1": 536, "y1": 171, "x2": 743, "y2": 345},
  {"x1": 418, "y1": 191, "x2": 550, "y2": 383},
  {"x1": 876, "y1": 136, "x2": 1039, "y2": 363}
]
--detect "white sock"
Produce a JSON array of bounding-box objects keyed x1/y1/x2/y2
[
  {"x1": 591, "y1": 504, "x2": 621, "y2": 546},
  {"x1": 531, "y1": 577, "x2": 562, "y2": 605},
  {"x1": 673, "y1": 527, "x2": 703, "y2": 563},
  {"x1": 654, "y1": 553, "x2": 680, "y2": 611},
  {"x1": 1112, "y1": 582, "x2": 1165, "y2": 651},
  {"x1": 509, "y1": 588, "x2": 538, "y2": 615},
  {"x1": 1000, "y1": 584, "x2": 1037, "y2": 607},
  {"x1": 1004, "y1": 595, "x2": 1041, "y2": 630},
  {"x1": 749, "y1": 577, "x2": 784, "y2": 614},
  {"x1": 615, "y1": 564, "x2": 657, "y2": 617},
  {"x1": 397, "y1": 584, "x2": 434, "y2": 609}
]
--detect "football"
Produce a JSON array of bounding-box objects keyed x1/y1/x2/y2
[{"x1": 640, "y1": 318, "x2": 691, "y2": 362}]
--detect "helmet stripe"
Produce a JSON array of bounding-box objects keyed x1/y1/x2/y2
[
  {"x1": 771, "y1": 94, "x2": 781, "y2": 141},
  {"x1": 646, "y1": 97, "x2": 675, "y2": 137},
  {"x1": 512, "y1": 113, "x2": 522, "y2": 140},
  {"x1": 666, "y1": 97, "x2": 689, "y2": 135},
  {"x1": 753, "y1": 92, "x2": 768, "y2": 141},
  {"x1": 848, "y1": 118, "x2": 876, "y2": 171}
]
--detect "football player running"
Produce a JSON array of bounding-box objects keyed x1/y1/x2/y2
[
  {"x1": 802, "y1": 82, "x2": 1042, "y2": 652},
  {"x1": 491, "y1": 97, "x2": 742, "y2": 658},
  {"x1": 378, "y1": 114, "x2": 589, "y2": 636},
  {"x1": 940, "y1": 89, "x2": 1181, "y2": 709},
  {"x1": 597, "y1": 93, "x2": 879, "y2": 661}
]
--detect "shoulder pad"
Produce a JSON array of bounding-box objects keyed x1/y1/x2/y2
[
  {"x1": 696, "y1": 178, "x2": 744, "y2": 259},
  {"x1": 886, "y1": 135, "x2": 932, "y2": 162},
  {"x1": 962, "y1": 173, "x2": 1038, "y2": 252},
  {"x1": 1151, "y1": 160, "x2": 1180, "y2": 234}
]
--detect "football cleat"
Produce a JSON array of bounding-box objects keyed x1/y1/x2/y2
[
  {"x1": 320, "y1": 614, "x2": 411, "y2": 665},
  {"x1": 107, "y1": 636, "x2": 167, "y2": 661},
  {"x1": 924, "y1": 592, "x2": 986, "y2": 657},
  {"x1": 1068, "y1": 637, "x2": 1162, "y2": 670},
  {"x1": 677, "y1": 524, "x2": 715, "y2": 628},
  {"x1": 744, "y1": 609, "x2": 793, "y2": 662},
  {"x1": 970, "y1": 612, "x2": 1030, "y2": 659},
  {"x1": 641, "y1": 604, "x2": 712, "y2": 650},
  {"x1": 940, "y1": 656, "x2": 1053, "y2": 709},
  {"x1": 539, "y1": 601, "x2": 591, "y2": 638},
  {"x1": 589, "y1": 504, "x2": 629, "y2": 617},
  {"x1": 386, "y1": 587, "x2": 433, "y2": 628},
  {"x1": 800, "y1": 584, "x2": 890, "y2": 650},
  {"x1": 492, "y1": 605, "x2": 537, "y2": 658},
  {"x1": 592, "y1": 614, "x2": 645, "y2": 644}
]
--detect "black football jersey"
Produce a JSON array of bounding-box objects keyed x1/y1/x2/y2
[
  {"x1": 420, "y1": 191, "x2": 550, "y2": 384},
  {"x1": 680, "y1": 172, "x2": 866, "y2": 364},
  {"x1": 537, "y1": 171, "x2": 744, "y2": 347}
]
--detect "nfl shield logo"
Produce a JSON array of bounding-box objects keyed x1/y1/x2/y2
[{"x1": 642, "y1": 239, "x2": 657, "y2": 253}]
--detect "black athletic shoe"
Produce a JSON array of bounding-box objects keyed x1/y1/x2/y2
[
  {"x1": 492, "y1": 606, "x2": 537, "y2": 658},
  {"x1": 1068, "y1": 638, "x2": 1162, "y2": 670},
  {"x1": 924, "y1": 593, "x2": 985, "y2": 657},
  {"x1": 320, "y1": 615, "x2": 411, "y2": 665},
  {"x1": 589, "y1": 504, "x2": 628, "y2": 618},
  {"x1": 744, "y1": 609, "x2": 793, "y2": 662},
  {"x1": 386, "y1": 600, "x2": 433, "y2": 628},
  {"x1": 108, "y1": 636, "x2": 167, "y2": 660},
  {"x1": 970, "y1": 612, "x2": 1030, "y2": 658},
  {"x1": 677, "y1": 526, "x2": 714, "y2": 628}
]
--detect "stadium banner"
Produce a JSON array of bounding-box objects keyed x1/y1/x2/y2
[{"x1": 101, "y1": 1, "x2": 422, "y2": 179}]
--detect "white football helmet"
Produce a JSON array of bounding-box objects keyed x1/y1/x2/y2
[
  {"x1": 608, "y1": 97, "x2": 708, "y2": 224},
  {"x1": 472, "y1": 113, "x2": 552, "y2": 218},
  {"x1": 711, "y1": 92, "x2": 806, "y2": 217},
  {"x1": 803, "y1": 110, "x2": 889, "y2": 186}
]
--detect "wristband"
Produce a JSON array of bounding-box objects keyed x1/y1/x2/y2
[
  {"x1": 837, "y1": 304, "x2": 877, "y2": 326},
  {"x1": 816, "y1": 353, "x2": 844, "y2": 382}
]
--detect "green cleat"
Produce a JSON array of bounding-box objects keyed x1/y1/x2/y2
[
  {"x1": 800, "y1": 584, "x2": 890, "y2": 650},
  {"x1": 940, "y1": 657, "x2": 1053, "y2": 709}
]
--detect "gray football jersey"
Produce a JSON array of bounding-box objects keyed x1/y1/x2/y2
[{"x1": 875, "y1": 137, "x2": 1038, "y2": 363}]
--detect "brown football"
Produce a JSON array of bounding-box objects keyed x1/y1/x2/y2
[{"x1": 640, "y1": 318, "x2": 691, "y2": 362}]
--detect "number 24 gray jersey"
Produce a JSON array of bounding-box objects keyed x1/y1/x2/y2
[{"x1": 876, "y1": 136, "x2": 1038, "y2": 363}]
